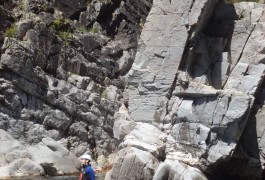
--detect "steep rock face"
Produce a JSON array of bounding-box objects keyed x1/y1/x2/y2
[
  {"x1": 0, "y1": 0, "x2": 152, "y2": 177},
  {"x1": 1, "y1": 0, "x2": 265, "y2": 179},
  {"x1": 123, "y1": 0, "x2": 265, "y2": 179},
  {"x1": 127, "y1": 0, "x2": 219, "y2": 123},
  {"x1": 0, "y1": 5, "x2": 14, "y2": 47},
  {"x1": 219, "y1": 3, "x2": 264, "y2": 179}
]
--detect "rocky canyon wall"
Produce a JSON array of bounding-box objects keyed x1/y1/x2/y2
[{"x1": 0, "y1": 0, "x2": 265, "y2": 180}]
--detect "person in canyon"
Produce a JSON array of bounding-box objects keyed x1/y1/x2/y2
[{"x1": 79, "y1": 154, "x2": 95, "y2": 180}]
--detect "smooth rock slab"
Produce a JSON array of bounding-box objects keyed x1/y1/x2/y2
[{"x1": 120, "y1": 123, "x2": 167, "y2": 159}]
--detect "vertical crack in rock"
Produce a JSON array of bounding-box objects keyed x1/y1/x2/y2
[
  {"x1": 217, "y1": 94, "x2": 231, "y2": 128},
  {"x1": 178, "y1": 0, "x2": 196, "y2": 71},
  {"x1": 222, "y1": 7, "x2": 264, "y2": 89},
  {"x1": 128, "y1": 0, "x2": 219, "y2": 123}
]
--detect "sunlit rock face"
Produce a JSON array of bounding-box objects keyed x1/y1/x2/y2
[
  {"x1": 124, "y1": 0, "x2": 265, "y2": 179},
  {"x1": 0, "y1": 0, "x2": 152, "y2": 177},
  {"x1": 1, "y1": 0, "x2": 265, "y2": 179},
  {"x1": 127, "y1": 0, "x2": 219, "y2": 123}
]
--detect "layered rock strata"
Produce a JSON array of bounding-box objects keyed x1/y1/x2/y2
[
  {"x1": 1, "y1": 0, "x2": 265, "y2": 179},
  {"x1": 116, "y1": 0, "x2": 265, "y2": 179}
]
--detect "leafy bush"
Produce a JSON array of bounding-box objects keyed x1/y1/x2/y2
[
  {"x1": 4, "y1": 25, "x2": 17, "y2": 38},
  {"x1": 51, "y1": 18, "x2": 71, "y2": 32},
  {"x1": 17, "y1": 1, "x2": 24, "y2": 10},
  {"x1": 40, "y1": 3, "x2": 48, "y2": 12},
  {"x1": 78, "y1": 26, "x2": 89, "y2": 33},
  {"x1": 100, "y1": 90, "x2": 107, "y2": 98},
  {"x1": 51, "y1": 18, "x2": 73, "y2": 41},
  {"x1": 58, "y1": 31, "x2": 72, "y2": 40},
  {"x1": 89, "y1": 27, "x2": 98, "y2": 33},
  {"x1": 78, "y1": 26, "x2": 98, "y2": 34}
]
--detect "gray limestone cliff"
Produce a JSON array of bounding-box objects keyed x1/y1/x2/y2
[{"x1": 0, "y1": 0, "x2": 265, "y2": 180}]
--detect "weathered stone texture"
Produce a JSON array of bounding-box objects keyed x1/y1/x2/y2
[
  {"x1": 2, "y1": 0, "x2": 265, "y2": 179},
  {"x1": 127, "y1": 0, "x2": 219, "y2": 122},
  {"x1": 106, "y1": 147, "x2": 159, "y2": 180},
  {"x1": 153, "y1": 160, "x2": 207, "y2": 180}
]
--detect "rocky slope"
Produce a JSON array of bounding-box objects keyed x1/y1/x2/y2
[
  {"x1": 0, "y1": 0, "x2": 152, "y2": 177},
  {"x1": 0, "y1": 0, "x2": 265, "y2": 179}
]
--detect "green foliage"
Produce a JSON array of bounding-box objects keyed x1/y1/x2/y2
[
  {"x1": 17, "y1": 0, "x2": 24, "y2": 10},
  {"x1": 78, "y1": 26, "x2": 98, "y2": 34},
  {"x1": 51, "y1": 18, "x2": 71, "y2": 32},
  {"x1": 100, "y1": 90, "x2": 107, "y2": 99},
  {"x1": 78, "y1": 26, "x2": 89, "y2": 33},
  {"x1": 224, "y1": 0, "x2": 262, "y2": 4},
  {"x1": 58, "y1": 31, "x2": 72, "y2": 40},
  {"x1": 86, "y1": 0, "x2": 92, "y2": 6},
  {"x1": 40, "y1": 3, "x2": 48, "y2": 12},
  {"x1": 89, "y1": 27, "x2": 98, "y2": 33},
  {"x1": 51, "y1": 18, "x2": 73, "y2": 41},
  {"x1": 4, "y1": 25, "x2": 17, "y2": 38}
]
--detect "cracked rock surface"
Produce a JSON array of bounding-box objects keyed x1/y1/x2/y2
[{"x1": 1, "y1": 0, "x2": 265, "y2": 179}]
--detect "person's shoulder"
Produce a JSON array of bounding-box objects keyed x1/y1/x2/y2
[{"x1": 85, "y1": 165, "x2": 94, "y2": 172}]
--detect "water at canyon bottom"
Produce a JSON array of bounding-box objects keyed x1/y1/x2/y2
[{"x1": 1, "y1": 174, "x2": 105, "y2": 180}]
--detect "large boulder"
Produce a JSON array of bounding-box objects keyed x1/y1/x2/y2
[
  {"x1": 0, "y1": 129, "x2": 44, "y2": 177},
  {"x1": 153, "y1": 160, "x2": 207, "y2": 180},
  {"x1": 113, "y1": 104, "x2": 136, "y2": 141},
  {"x1": 104, "y1": 147, "x2": 159, "y2": 180},
  {"x1": 120, "y1": 123, "x2": 167, "y2": 160},
  {"x1": 0, "y1": 129, "x2": 80, "y2": 178},
  {"x1": 28, "y1": 138, "x2": 80, "y2": 175}
]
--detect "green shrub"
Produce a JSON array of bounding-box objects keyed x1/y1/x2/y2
[
  {"x1": 40, "y1": 3, "x2": 48, "y2": 12},
  {"x1": 51, "y1": 18, "x2": 71, "y2": 32},
  {"x1": 89, "y1": 27, "x2": 98, "y2": 33},
  {"x1": 100, "y1": 90, "x2": 107, "y2": 98},
  {"x1": 4, "y1": 25, "x2": 17, "y2": 38},
  {"x1": 17, "y1": 1, "x2": 24, "y2": 10},
  {"x1": 86, "y1": 0, "x2": 92, "y2": 6},
  {"x1": 78, "y1": 26, "x2": 98, "y2": 34},
  {"x1": 51, "y1": 18, "x2": 73, "y2": 41},
  {"x1": 78, "y1": 26, "x2": 89, "y2": 33},
  {"x1": 58, "y1": 31, "x2": 72, "y2": 40}
]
